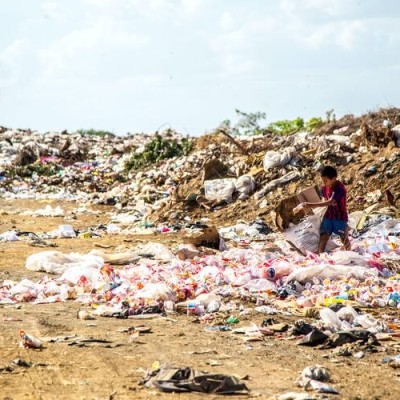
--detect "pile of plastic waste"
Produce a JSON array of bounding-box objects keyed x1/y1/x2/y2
[{"x1": 1, "y1": 216, "x2": 399, "y2": 321}]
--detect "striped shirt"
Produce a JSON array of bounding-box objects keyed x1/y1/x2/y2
[{"x1": 321, "y1": 180, "x2": 348, "y2": 222}]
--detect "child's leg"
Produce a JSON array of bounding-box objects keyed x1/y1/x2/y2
[
  {"x1": 319, "y1": 218, "x2": 332, "y2": 254},
  {"x1": 339, "y1": 226, "x2": 351, "y2": 250},
  {"x1": 318, "y1": 233, "x2": 330, "y2": 254}
]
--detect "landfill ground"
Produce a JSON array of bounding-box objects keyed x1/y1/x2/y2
[{"x1": 1, "y1": 199, "x2": 400, "y2": 400}]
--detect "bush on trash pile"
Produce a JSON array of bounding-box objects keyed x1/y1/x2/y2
[
  {"x1": 77, "y1": 129, "x2": 116, "y2": 138},
  {"x1": 124, "y1": 134, "x2": 193, "y2": 172},
  {"x1": 9, "y1": 162, "x2": 60, "y2": 178},
  {"x1": 268, "y1": 117, "x2": 323, "y2": 135}
]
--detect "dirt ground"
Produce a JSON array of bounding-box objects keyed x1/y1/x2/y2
[{"x1": 1, "y1": 199, "x2": 400, "y2": 400}]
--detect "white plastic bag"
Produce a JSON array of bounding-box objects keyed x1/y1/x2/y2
[
  {"x1": 0, "y1": 231, "x2": 19, "y2": 242},
  {"x1": 320, "y1": 308, "x2": 342, "y2": 331},
  {"x1": 139, "y1": 242, "x2": 175, "y2": 262},
  {"x1": 263, "y1": 148, "x2": 294, "y2": 171},
  {"x1": 26, "y1": 251, "x2": 104, "y2": 274},
  {"x1": 286, "y1": 264, "x2": 378, "y2": 284},
  {"x1": 283, "y1": 212, "x2": 337, "y2": 254},
  {"x1": 235, "y1": 175, "x2": 255, "y2": 200},
  {"x1": 204, "y1": 178, "x2": 236, "y2": 203}
]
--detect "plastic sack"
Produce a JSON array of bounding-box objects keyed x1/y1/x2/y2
[
  {"x1": 204, "y1": 178, "x2": 236, "y2": 203},
  {"x1": 26, "y1": 251, "x2": 104, "y2": 274},
  {"x1": 286, "y1": 264, "x2": 378, "y2": 284},
  {"x1": 235, "y1": 175, "x2": 255, "y2": 200},
  {"x1": 263, "y1": 148, "x2": 294, "y2": 171},
  {"x1": 283, "y1": 212, "x2": 337, "y2": 254}
]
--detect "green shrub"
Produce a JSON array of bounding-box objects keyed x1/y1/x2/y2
[
  {"x1": 10, "y1": 162, "x2": 60, "y2": 178},
  {"x1": 77, "y1": 129, "x2": 115, "y2": 138},
  {"x1": 124, "y1": 135, "x2": 193, "y2": 172},
  {"x1": 268, "y1": 117, "x2": 305, "y2": 135},
  {"x1": 267, "y1": 116, "x2": 323, "y2": 135}
]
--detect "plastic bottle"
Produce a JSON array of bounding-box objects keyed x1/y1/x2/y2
[
  {"x1": 19, "y1": 330, "x2": 43, "y2": 349},
  {"x1": 187, "y1": 301, "x2": 198, "y2": 316}
]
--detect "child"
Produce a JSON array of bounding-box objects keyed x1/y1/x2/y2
[{"x1": 301, "y1": 165, "x2": 350, "y2": 254}]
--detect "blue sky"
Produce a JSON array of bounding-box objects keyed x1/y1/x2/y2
[{"x1": 1, "y1": 0, "x2": 400, "y2": 135}]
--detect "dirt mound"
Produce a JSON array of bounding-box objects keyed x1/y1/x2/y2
[{"x1": 153, "y1": 108, "x2": 400, "y2": 227}]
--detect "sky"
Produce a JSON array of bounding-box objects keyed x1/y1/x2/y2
[{"x1": 1, "y1": 0, "x2": 400, "y2": 136}]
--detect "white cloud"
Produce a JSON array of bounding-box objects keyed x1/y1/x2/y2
[
  {"x1": 181, "y1": 0, "x2": 208, "y2": 15},
  {"x1": 84, "y1": 0, "x2": 175, "y2": 20},
  {"x1": 0, "y1": 39, "x2": 27, "y2": 87},
  {"x1": 280, "y1": 0, "x2": 354, "y2": 16},
  {"x1": 302, "y1": 20, "x2": 366, "y2": 50},
  {"x1": 41, "y1": 1, "x2": 64, "y2": 20},
  {"x1": 211, "y1": 13, "x2": 276, "y2": 76},
  {"x1": 219, "y1": 11, "x2": 235, "y2": 31},
  {"x1": 37, "y1": 17, "x2": 149, "y2": 78},
  {"x1": 304, "y1": 0, "x2": 345, "y2": 16},
  {"x1": 0, "y1": 39, "x2": 26, "y2": 66}
]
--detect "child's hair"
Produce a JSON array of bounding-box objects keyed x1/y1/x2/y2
[{"x1": 320, "y1": 165, "x2": 337, "y2": 179}]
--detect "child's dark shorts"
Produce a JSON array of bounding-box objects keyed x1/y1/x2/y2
[{"x1": 320, "y1": 217, "x2": 348, "y2": 237}]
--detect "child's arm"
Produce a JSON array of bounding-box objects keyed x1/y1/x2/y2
[{"x1": 302, "y1": 193, "x2": 335, "y2": 209}]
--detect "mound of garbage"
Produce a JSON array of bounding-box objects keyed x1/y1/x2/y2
[{"x1": 0, "y1": 108, "x2": 399, "y2": 228}]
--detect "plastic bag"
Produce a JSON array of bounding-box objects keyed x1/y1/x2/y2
[
  {"x1": 283, "y1": 212, "x2": 337, "y2": 254},
  {"x1": 60, "y1": 265, "x2": 104, "y2": 288},
  {"x1": 320, "y1": 308, "x2": 342, "y2": 331},
  {"x1": 263, "y1": 148, "x2": 294, "y2": 171},
  {"x1": 26, "y1": 251, "x2": 104, "y2": 274},
  {"x1": 140, "y1": 243, "x2": 175, "y2": 262},
  {"x1": 204, "y1": 178, "x2": 236, "y2": 203},
  {"x1": 0, "y1": 231, "x2": 19, "y2": 242},
  {"x1": 286, "y1": 264, "x2": 378, "y2": 284},
  {"x1": 235, "y1": 175, "x2": 255, "y2": 200}
]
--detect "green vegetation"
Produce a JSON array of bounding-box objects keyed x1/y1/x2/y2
[
  {"x1": 77, "y1": 129, "x2": 115, "y2": 138},
  {"x1": 221, "y1": 110, "x2": 267, "y2": 137},
  {"x1": 124, "y1": 134, "x2": 193, "y2": 172},
  {"x1": 10, "y1": 162, "x2": 60, "y2": 178},
  {"x1": 267, "y1": 116, "x2": 323, "y2": 135},
  {"x1": 222, "y1": 110, "x2": 323, "y2": 136}
]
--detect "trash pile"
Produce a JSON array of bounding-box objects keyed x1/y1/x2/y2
[{"x1": 1, "y1": 108, "x2": 400, "y2": 228}]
